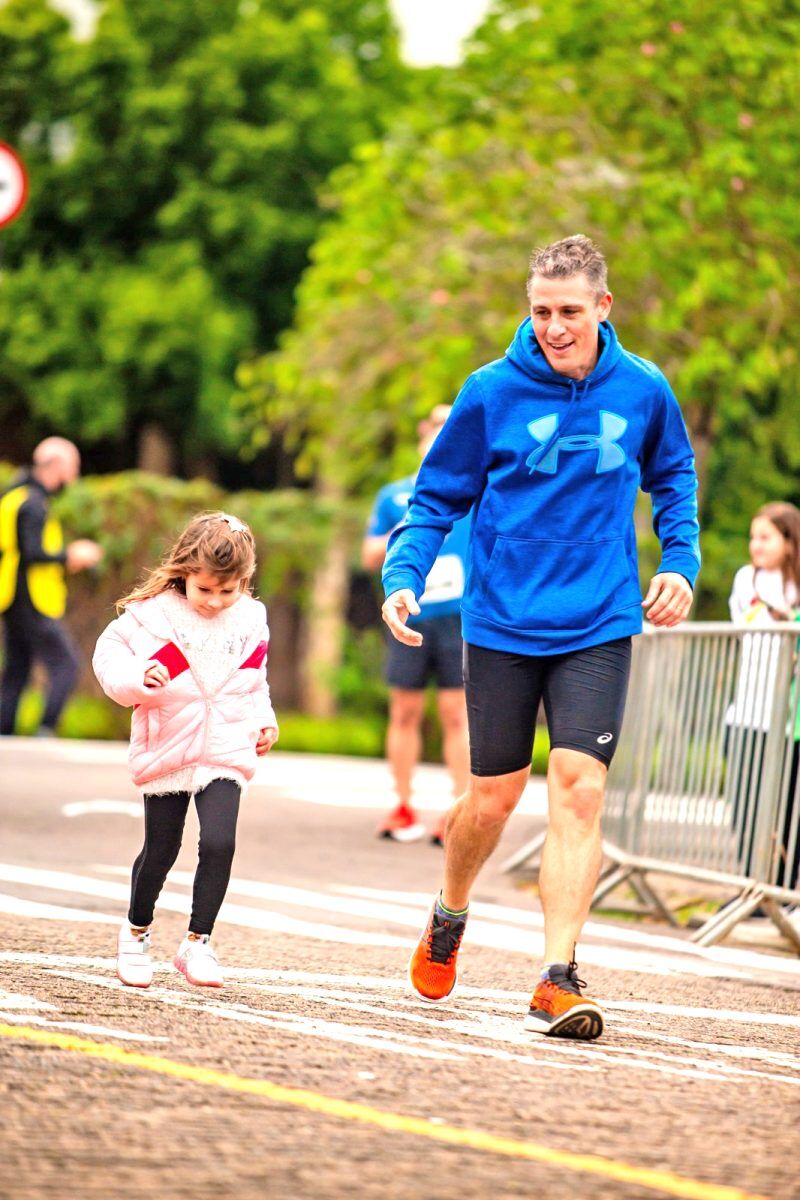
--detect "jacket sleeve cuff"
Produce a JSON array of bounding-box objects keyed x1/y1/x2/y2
[
  {"x1": 382, "y1": 571, "x2": 420, "y2": 601},
  {"x1": 657, "y1": 556, "x2": 700, "y2": 589}
]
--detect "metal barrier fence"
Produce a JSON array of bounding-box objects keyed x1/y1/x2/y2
[{"x1": 503, "y1": 623, "x2": 800, "y2": 950}]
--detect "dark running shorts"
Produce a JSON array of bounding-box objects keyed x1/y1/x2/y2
[
  {"x1": 464, "y1": 638, "x2": 632, "y2": 776},
  {"x1": 385, "y1": 613, "x2": 464, "y2": 691}
]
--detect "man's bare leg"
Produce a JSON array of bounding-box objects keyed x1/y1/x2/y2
[
  {"x1": 441, "y1": 766, "x2": 530, "y2": 910},
  {"x1": 436, "y1": 689, "x2": 470, "y2": 799},
  {"x1": 386, "y1": 688, "x2": 425, "y2": 810},
  {"x1": 539, "y1": 748, "x2": 606, "y2": 965}
]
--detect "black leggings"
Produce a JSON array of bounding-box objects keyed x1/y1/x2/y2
[{"x1": 129, "y1": 778, "x2": 241, "y2": 935}]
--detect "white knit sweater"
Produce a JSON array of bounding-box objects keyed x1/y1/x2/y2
[{"x1": 144, "y1": 590, "x2": 268, "y2": 798}]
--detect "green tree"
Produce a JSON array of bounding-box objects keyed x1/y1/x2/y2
[
  {"x1": 0, "y1": 0, "x2": 409, "y2": 469},
  {"x1": 241, "y1": 0, "x2": 800, "y2": 616}
]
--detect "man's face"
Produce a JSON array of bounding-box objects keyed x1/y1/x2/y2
[{"x1": 529, "y1": 272, "x2": 612, "y2": 381}]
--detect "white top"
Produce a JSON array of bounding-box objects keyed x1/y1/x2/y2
[{"x1": 727, "y1": 565, "x2": 798, "y2": 730}]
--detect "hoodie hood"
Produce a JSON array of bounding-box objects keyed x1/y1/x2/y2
[{"x1": 506, "y1": 317, "x2": 622, "y2": 391}]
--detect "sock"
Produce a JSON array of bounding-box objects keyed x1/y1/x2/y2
[
  {"x1": 129, "y1": 925, "x2": 150, "y2": 937},
  {"x1": 436, "y1": 893, "x2": 469, "y2": 920},
  {"x1": 187, "y1": 931, "x2": 209, "y2": 942}
]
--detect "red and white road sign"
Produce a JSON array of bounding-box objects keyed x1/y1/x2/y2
[{"x1": 0, "y1": 143, "x2": 28, "y2": 230}]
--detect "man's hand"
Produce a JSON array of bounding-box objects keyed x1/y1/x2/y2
[
  {"x1": 66, "y1": 539, "x2": 104, "y2": 573},
  {"x1": 381, "y1": 589, "x2": 423, "y2": 646},
  {"x1": 143, "y1": 661, "x2": 169, "y2": 688},
  {"x1": 642, "y1": 572, "x2": 693, "y2": 627},
  {"x1": 256, "y1": 726, "x2": 279, "y2": 756}
]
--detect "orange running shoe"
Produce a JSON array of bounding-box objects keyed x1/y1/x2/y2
[
  {"x1": 408, "y1": 899, "x2": 467, "y2": 1002},
  {"x1": 524, "y1": 961, "x2": 604, "y2": 1040},
  {"x1": 377, "y1": 804, "x2": 425, "y2": 843}
]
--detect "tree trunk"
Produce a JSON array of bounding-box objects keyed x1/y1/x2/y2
[
  {"x1": 137, "y1": 423, "x2": 175, "y2": 476},
  {"x1": 298, "y1": 481, "x2": 351, "y2": 719}
]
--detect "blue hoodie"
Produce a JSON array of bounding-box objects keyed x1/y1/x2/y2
[{"x1": 383, "y1": 318, "x2": 700, "y2": 655}]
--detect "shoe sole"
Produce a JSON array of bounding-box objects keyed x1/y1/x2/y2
[
  {"x1": 524, "y1": 1004, "x2": 604, "y2": 1040},
  {"x1": 378, "y1": 824, "x2": 426, "y2": 843},
  {"x1": 173, "y1": 957, "x2": 223, "y2": 988},
  {"x1": 407, "y1": 957, "x2": 457, "y2": 1003},
  {"x1": 116, "y1": 968, "x2": 152, "y2": 989}
]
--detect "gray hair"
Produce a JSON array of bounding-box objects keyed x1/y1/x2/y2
[{"x1": 526, "y1": 234, "x2": 608, "y2": 300}]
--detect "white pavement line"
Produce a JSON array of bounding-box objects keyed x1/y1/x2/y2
[
  {"x1": 611, "y1": 1025, "x2": 800, "y2": 1071},
  {"x1": 0, "y1": 989, "x2": 57, "y2": 1011},
  {"x1": 91, "y1": 867, "x2": 796, "y2": 983},
  {"x1": 0, "y1": 1010, "x2": 168, "y2": 1043},
  {"x1": 62, "y1": 800, "x2": 142, "y2": 818},
  {"x1": 0, "y1": 893, "x2": 121, "y2": 925},
  {"x1": 45, "y1": 968, "x2": 796, "y2": 1088},
  {"x1": 0, "y1": 866, "x2": 411, "y2": 948},
  {"x1": 230, "y1": 980, "x2": 799, "y2": 1087},
  {"x1": 603, "y1": 998, "x2": 800, "y2": 1028},
  {"x1": 336, "y1": 885, "x2": 800, "y2": 978}
]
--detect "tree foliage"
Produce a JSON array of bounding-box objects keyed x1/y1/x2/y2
[
  {"x1": 0, "y1": 0, "x2": 408, "y2": 467},
  {"x1": 239, "y1": 0, "x2": 800, "y2": 614}
]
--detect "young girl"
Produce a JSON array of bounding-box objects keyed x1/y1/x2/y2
[
  {"x1": 727, "y1": 502, "x2": 800, "y2": 887},
  {"x1": 93, "y1": 512, "x2": 278, "y2": 989}
]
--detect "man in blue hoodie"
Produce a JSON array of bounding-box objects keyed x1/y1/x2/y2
[{"x1": 382, "y1": 235, "x2": 699, "y2": 1040}]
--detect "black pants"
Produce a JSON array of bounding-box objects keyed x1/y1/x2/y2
[
  {"x1": 0, "y1": 604, "x2": 80, "y2": 735},
  {"x1": 129, "y1": 779, "x2": 241, "y2": 936},
  {"x1": 464, "y1": 638, "x2": 632, "y2": 776}
]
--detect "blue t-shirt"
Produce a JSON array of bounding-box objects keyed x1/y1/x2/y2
[{"x1": 368, "y1": 475, "x2": 470, "y2": 621}]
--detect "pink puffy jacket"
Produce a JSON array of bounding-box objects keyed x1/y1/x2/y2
[{"x1": 92, "y1": 594, "x2": 277, "y2": 790}]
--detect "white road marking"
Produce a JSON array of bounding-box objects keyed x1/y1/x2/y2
[
  {"x1": 62, "y1": 799, "x2": 143, "y2": 818},
  {"x1": 5, "y1": 863, "x2": 800, "y2": 983},
  {"x1": 0, "y1": 989, "x2": 56, "y2": 1011},
  {"x1": 0, "y1": 1009, "x2": 168, "y2": 1043},
  {"x1": 42, "y1": 966, "x2": 798, "y2": 1088},
  {"x1": 0, "y1": 893, "x2": 121, "y2": 924},
  {"x1": 0, "y1": 866, "x2": 409, "y2": 948}
]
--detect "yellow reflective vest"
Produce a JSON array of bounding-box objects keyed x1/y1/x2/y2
[{"x1": 0, "y1": 483, "x2": 67, "y2": 619}]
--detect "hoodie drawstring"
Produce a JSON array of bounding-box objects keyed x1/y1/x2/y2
[{"x1": 527, "y1": 377, "x2": 591, "y2": 475}]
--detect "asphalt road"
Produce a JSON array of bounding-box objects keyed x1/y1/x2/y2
[{"x1": 1, "y1": 737, "x2": 798, "y2": 1200}]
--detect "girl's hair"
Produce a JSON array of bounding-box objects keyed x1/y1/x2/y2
[
  {"x1": 117, "y1": 512, "x2": 257, "y2": 612},
  {"x1": 754, "y1": 501, "x2": 800, "y2": 592}
]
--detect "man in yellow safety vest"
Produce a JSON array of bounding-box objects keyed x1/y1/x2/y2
[{"x1": 0, "y1": 437, "x2": 103, "y2": 736}]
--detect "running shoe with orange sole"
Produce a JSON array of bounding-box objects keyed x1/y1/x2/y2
[
  {"x1": 408, "y1": 899, "x2": 466, "y2": 1002},
  {"x1": 377, "y1": 804, "x2": 426, "y2": 843},
  {"x1": 524, "y1": 961, "x2": 603, "y2": 1040}
]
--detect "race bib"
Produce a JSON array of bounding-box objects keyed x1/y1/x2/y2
[{"x1": 420, "y1": 554, "x2": 465, "y2": 604}]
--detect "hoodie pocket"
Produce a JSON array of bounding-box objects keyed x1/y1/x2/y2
[{"x1": 482, "y1": 536, "x2": 638, "y2": 632}]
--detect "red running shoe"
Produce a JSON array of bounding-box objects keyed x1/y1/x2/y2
[
  {"x1": 524, "y1": 961, "x2": 603, "y2": 1040},
  {"x1": 408, "y1": 899, "x2": 466, "y2": 1002},
  {"x1": 377, "y1": 804, "x2": 425, "y2": 843},
  {"x1": 429, "y1": 813, "x2": 447, "y2": 847}
]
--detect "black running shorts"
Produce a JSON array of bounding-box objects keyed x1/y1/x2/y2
[
  {"x1": 385, "y1": 613, "x2": 464, "y2": 691},
  {"x1": 464, "y1": 638, "x2": 632, "y2": 776}
]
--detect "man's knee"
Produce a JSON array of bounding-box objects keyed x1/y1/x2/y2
[
  {"x1": 466, "y1": 773, "x2": 526, "y2": 829},
  {"x1": 389, "y1": 691, "x2": 425, "y2": 731},
  {"x1": 549, "y1": 752, "x2": 606, "y2": 829},
  {"x1": 437, "y1": 690, "x2": 468, "y2": 736}
]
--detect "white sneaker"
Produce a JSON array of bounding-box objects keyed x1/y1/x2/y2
[
  {"x1": 174, "y1": 935, "x2": 223, "y2": 987},
  {"x1": 116, "y1": 923, "x2": 153, "y2": 988}
]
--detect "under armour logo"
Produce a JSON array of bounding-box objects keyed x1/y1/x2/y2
[{"x1": 526, "y1": 410, "x2": 628, "y2": 475}]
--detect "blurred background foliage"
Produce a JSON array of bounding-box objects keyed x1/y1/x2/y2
[{"x1": 1, "y1": 0, "x2": 798, "y2": 748}]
